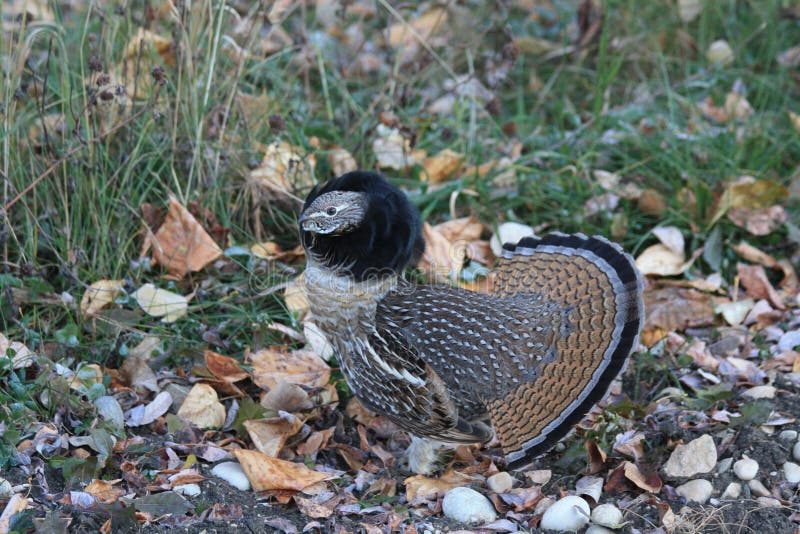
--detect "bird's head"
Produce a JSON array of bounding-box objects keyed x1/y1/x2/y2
[{"x1": 299, "y1": 171, "x2": 424, "y2": 280}]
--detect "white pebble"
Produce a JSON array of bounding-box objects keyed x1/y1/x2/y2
[
  {"x1": 211, "y1": 461, "x2": 251, "y2": 491},
  {"x1": 675, "y1": 479, "x2": 713, "y2": 504},
  {"x1": 733, "y1": 456, "x2": 759, "y2": 481},
  {"x1": 793, "y1": 441, "x2": 800, "y2": 462},
  {"x1": 721, "y1": 482, "x2": 741, "y2": 500},
  {"x1": 664, "y1": 435, "x2": 717, "y2": 478},
  {"x1": 748, "y1": 479, "x2": 769, "y2": 497},
  {"x1": 173, "y1": 483, "x2": 201, "y2": 497},
  {"x1": 540, "y1": 495, "x2": 590, "y2": 532},
  {"x1": 778, "y1": 430, "x2": 797, "y2": 443},
  {"x1": 706, "y1": 39, "x2": 734, "y2": 66},
  {"x1": 0, "y1": 478, "x2": 11, "y2": 499},
  {"x1": 756, "y1": 497, "x2": 781, "y2": 508},
  {"x1": 784, "y1": 461, "x2": 800, "y2": 484},
  {"x1": 489, "y1": 222, "x2": 534, "y2": 256},
  {"x1": 442, "y1": 487, "x2": 497, "y2": 524},
  {"x1": 591, "y1": 503, "x2": 623, "y2": 528},
  {"x1": 487, "y1": 472, "x2": 513, "y2": 493}
]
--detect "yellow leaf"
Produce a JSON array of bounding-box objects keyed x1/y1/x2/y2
[
  {"x1": 177, "y1": 383, "x2": 226, "y2": 429},
  {"x1": 244, "y1": 416, "x2": 303, "y2": 457},
  {"x1": 132, "y1": 283, "x2": 188, "y2": 322},
  {"x1": 250, "y1": 348, "x2": 330, "y2": 390},
  {"x1": 231, "y1": 449, "x2": 334, "y2": 491},
  {"x1": 421, "y1": 149, "x2": 464, "y2": 183},
  {"x1": 81, "y1": 280, "x2": 125, "y2": 317}
]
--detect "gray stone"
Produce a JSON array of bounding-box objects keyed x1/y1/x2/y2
[
  {"x1": 721, "y1": 482, "x2": 741, "y2": 500},
  {"x1": 442, "y1": 487, "x2": 497, "y2": 524},
  {"x1": 784, "y1": 461, "x2": 800, "y2": 484},
  {"x1": 676, "y1": 479, "x2": 713, "y2": 504},
  {"x1": 487, "y1": 472, "x2": 513, "y2": 493},
  {"x1": 748, "y1": 479, "x2": 770, "y2": 497}
]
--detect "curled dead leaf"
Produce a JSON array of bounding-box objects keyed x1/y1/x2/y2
[
  {"x1": 231, "y1": 449, "x2": 334, "y2": 491},
  {"x1": 177, "y1": 383, "x2": 226, "y2": 429},
  {"x1": 403, "y1": 470, "x2": 475, "y2": 502},
  {"x1": 205, "y1": 350, "x2": 249, "y2": 383},
  {"x1": 250, "y1": 348, "x2": 330, "y2": 390},
  {"x1": 81, "y1": 280, "x2": 124, "y2": 317}
]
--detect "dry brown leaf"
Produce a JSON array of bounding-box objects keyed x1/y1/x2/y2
[
  {"x1": 421, "y1": 149, "x2": 464, "y2": 183},
  {"x1": 293, "y1": 496, "x2": 334, "y2": 519},
  {"x1": 387, "y1": 7, "x2": 448, "y2": 49},
  {"x1": 250, "y1": 242, "x2": 305, "y2": 262},
  {"x1": 205, "y1": 350, "x2": 249, "y2": 383},
  {"x1": 732, "y1": 242, "x2": 779, "y2": 268},
  {"x1": 81, "y1": 280, "x2": 125, "y2": 317},
  {"x1": 642, "y1": 286, "x2": 723, "y2": 346},
  {"x1": 635, "y1": 245, "x2": 686, "y2": 276},
  {"x1": 0, "y1": 494, "x2": 29, "y2": 533},
  {"x1": 728, "y1": 205, "x2": 786, "y2": 236},
  {"x1": 177, "y1": 383, "x2": 226, "y2": 429},
  {"x1": 249, "y1": 141, "x2": 317, "y2": 199},
  {"x1": 404, "y1": 470, "x2": 475, "y2": 502},
  {"x1": 685, "y1": 339, "x2": 720, "y2": 370},
  {"x1": 85, "y1": 479, "x2": 125, "y2": 504},
  {"x1": 119, "y1": 355, "x2": 159, "y2": 394},
  {"x1": 284, "y1": 274, "x2": 310, "y2": 317},
  {"x1": 737, "y1": 263, "x2": 786, "y2": 310},
  {"x1": 0, "y1": 334, "x2": 36, "y2": 369},
  {"x1": 716, "y1": 299, "x2": 755, "y2": 326},
  {"x1": 231, "y1": 449, "x2": 334, "y2": 491},
  {"x1": 149, "y1": 197, "x2": 222, "y2": 279},
  {"x1": 710, "y1": 177, "x2": 788, "y2": 226},
  {"x1": 251, "y1": 349, "x2": 330, "y2": 390},
  {"x1": 418, "y1": 222, "x2": 457, "y2": 279},
  {"x1": 261, "y1": 380, "x2": 313, "y2": 413},
  {"x1": 623, "y1": 461, "x2": 662, "y2": 493},
  {"x1": 118, "y1": 28, "x2": 176, "y2": 99},
  {"x1": 372, "y1": 125, "x2": 416, "y2": 170},
  {"x1": 244, "y1": 415, "x2": 303, "y2": 457},
  {"x1": 328, "y1": 147, "x2": 358, "y2": 176},
  {"x1": 435, "y1": 216, "x2": 484, "y2": 243}
]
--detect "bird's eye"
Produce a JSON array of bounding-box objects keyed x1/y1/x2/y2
[{"x1": 326, "y1": 207, "x2": 337, "y2": 216}]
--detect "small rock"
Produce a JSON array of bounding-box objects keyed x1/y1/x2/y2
[
  {"x1": 717, "y1": 457, "x2": 733, "y2": 474},
  {"x1": 211, "y1": 461, "x2": 251, "y2": 491},
  {"x1": 586, "y1": 526, "x2": 616, "y2": 534},
  {"x1": 793, "y1": 441, "x2": 800, "y2": 462},
  {"x1": 442, "y1": 487, "x2": 497, "y2": 525},
  {"x1": 173, "y1": 483, "x2": 201, "y2": 497},
  {"x1": 741, "y1": 385, "x2": 775, "y2": 399},
  {"x1": 664, "y1": 435, "x2": 717, "y2": 478},
  {"x1": 784, "y1": 461, "x2": 800, "y2": 484},
  {"x1": 534, "y1": 496, "x2": 556, "y2": 516},
  {"x1": 489, "y1": 222, "x2": 535, "y2": 256},
  {"x1": 778, "y1": 430, "x2": 798, "y2": 443},
  {"x1": 721, "y1": 482, "x2": 742, "y2": 500},
  {"x1": 748, "y1": 479, "x2": 770, "y2": 497},
  {"x1": 756, "y1": 497, "x2": 781, "y2": 508},
  {"x1": 527, "y1": 469, "x2": 552, "y2": 485},
  {"x1": 0, "y1": 478, "x2": 11, "y2": 499},
  {"x1": 591, "y1": 503, "x2": 623, "y2": 528},
  {"x1": 487, "y1": 472, "x2": 513, "y2": 493},
  {"x1": 733, "y1": 455, "x2": 759, "y2": 481},
  {"x1": 540, "y1": 495, "x2": 590, "y2": 532},
  {"x1": 675, "y1": 479, "x2": 713, "y2": 504}
]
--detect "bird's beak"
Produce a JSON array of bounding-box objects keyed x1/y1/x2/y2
[{"x1": 298, "y1": 213, "x2": 309, "y2": 225}]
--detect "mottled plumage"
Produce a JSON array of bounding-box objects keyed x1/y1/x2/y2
[{"x1": 300, "y1": 171, "x2": 644, "y2": 469}]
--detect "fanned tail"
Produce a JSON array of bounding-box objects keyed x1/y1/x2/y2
[{"x1": 488, "y1": 233, "x2": 644, "y2": 469}]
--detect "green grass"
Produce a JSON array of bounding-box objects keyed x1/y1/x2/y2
[{"x1": 1, "y1": 0, "x2": 799, "y2": 464}]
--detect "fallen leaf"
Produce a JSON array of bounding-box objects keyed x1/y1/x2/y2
[
  {"x1": 0, "y1": 494, "x2": 29, "y2": 533},
  {"x1": 642, "y1": 286, "x2": 723, "y2": 346},
  {"x1": 177, "y1": 384, "x2": 226, "y2": 429},
  {"x1": 261, "y1": 381, "x2": 313, "y2": 413},
  {"x1": 715, "y1": 299, "x2": 755, "y2": 326},
  {"x1": 205, "y1": 350, "x2": 249, "y2": 383},
  {"x1": 737, "y1": 263, "x2": 786, "y2": 309},
  {"x1": 231, "y1": 449, "x2": 334, "y2": 491},
  {"x1": 125, "y1": 391, "x2": 173, "y2": 427},
  {"x1": 421, "y1": 149, "x2": 464, "y2": 183},
  {"x1": 0, "y1": 334, "x2": 36, "y2": 369},
  {"x1": 372, "y1": 124, "x2": 416, "y2": 170},
  {"x1": 251, "y1": 349, "x2": 330, "y2": 390},
  {"x1": 85, "y1": 479, "x2": 124, "y2": 504},
  {"x1": 119, "y1": 356, "x2": 159, "y2": 394},
  {"x1": 118, "y1": 28, "x2": 176, "y2": 99},
  {"x1": 327, "y1": 147, "x2": 358, "y2": 176},
  {"x1": 635, "y1": 244, "x2": 687, "y2": 276},
  {"x1": 80, "y1": 280, "x2": 124, "y2": 317},
  {"x1": 710, "y1": 177, "x2": 788, "y2": 227},
  {"x1": 68, "y1": 363, "x2": 104, "y2": 392},
  {"x1": 284, "y1": 274, "x2": 310, "y2": 317},
  {"x1": 250, "y1": 242, "x2": 304, "y2": 262},
  {"x1": 293, "y1": 496, "x2": 334, "y2": 519},
  {"x1": 623, "y1": 461, "x2": 662, "y2": 493},
  {"x1": 249, "y1": 141, "x2": 317, "y2": 199},
  {"x1": 728, "y1": 205, "x2": 786, "y2": 236},
  {"x1": 652, "y1": 226, "x2": 684, "y2": 257},
  {"x1": 731, "y1": 242, "x2": 779, "y2": 268},
  {"x1": 404, "y1": 470, "x2": 475, "y2": 502},
  {"x1": 131, "y1": 284, "x2": 188, "y2": 322},
  {"x1": 244, "y1": 415, "x2": 303, "y2": 457},
  {"x1": 149, "y1": 197, "x2": 222, "y2": 279},
  {"x1": 387, "y1": 6, "x2": 448, "y2": 51}
]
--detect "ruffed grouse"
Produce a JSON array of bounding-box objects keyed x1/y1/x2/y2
[{"x1": 299, "y1": 171, "x2": 643, "y2": 472}]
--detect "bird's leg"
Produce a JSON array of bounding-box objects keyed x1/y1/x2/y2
[{"x1": 405, "y1": 435, "x2": 444, "y2": 475}]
